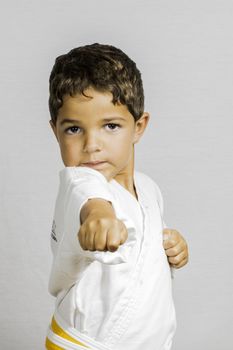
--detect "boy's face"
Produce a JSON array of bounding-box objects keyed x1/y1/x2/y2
[{"x1": 50, "y1": 88, "x2": 149, "y2": 182}]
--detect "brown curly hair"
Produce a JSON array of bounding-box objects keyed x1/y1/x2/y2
[{"x1": 48, "y1": 43, "x2": 144, "y2": 125}]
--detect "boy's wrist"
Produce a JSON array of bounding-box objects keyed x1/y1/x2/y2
[{"x1": 80, "y1": 198, "x2": 115, "y2": 224}]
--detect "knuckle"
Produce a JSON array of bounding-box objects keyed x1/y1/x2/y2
[
  {"x1": 95, "y1": 217, "x2": 117, "y2": 228},
  {"x1": 95, "y1": 243, "x2": 105, "y2": 251},
  {"x1": 167, "y1": 239, "x2": 175, "y2": 247},
  {"x1": 87, "y1": 220, "x2": 97, "y2": 229},
  {"x1": 95, "y1": 244, "x2": 101, "y2": 251},
  {"x1": 173, "y1": 256, "x2": 180, "y2": 264},
  {"x1": 171, "y1": 239, "x2": 177, "y2": 246},
  {"x1": 109, "y1": 218, "x2": 119, "y2": 228},
  {"x1": 86, "y1": 240, "x2": 94, "y2": 250},
  {"x1": 170, "y1": 256, "x2": 179, "y2": 264},
  {"x1": 172, "y1": 230, "x2": 180, "y2": 240},
  {"x1": 95, "y1": 217, "x2": 104, "y2": 225},
  {"x1": 172, "y1": 247, "x2": 179, "y2": 255}
]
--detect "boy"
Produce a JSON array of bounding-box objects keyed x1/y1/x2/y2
[{"x1": 45, "y1": 43, "x2": 188, "y2": 350}]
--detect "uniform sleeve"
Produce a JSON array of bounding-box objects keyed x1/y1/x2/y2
[
  {"x1": 48, "y1": 166, "x2": 138, "y2": 296},
  {"x1": 63, "y1": 166, "x2": 137, "y2": 265}
]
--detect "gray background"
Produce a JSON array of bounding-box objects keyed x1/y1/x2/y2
[{"x1": 0, "y1": 1, "x2": 232, "y2": 349}]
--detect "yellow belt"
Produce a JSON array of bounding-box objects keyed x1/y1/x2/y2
[{"x1": 45, "y1": 317, "x2": 90, "y2": 350}]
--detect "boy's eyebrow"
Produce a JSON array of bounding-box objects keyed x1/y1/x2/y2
[
  {"x1": 101, "y1": 117, "x2": 126, "y2": 122},
  {"x1": 59, "y1": 118, "x2": 79, "y2": 126},
  {"x1": 59, "y1": 117, "x2": 126, "y2": 125}
]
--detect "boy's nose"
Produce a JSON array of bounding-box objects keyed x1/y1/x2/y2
[{"x1": 83, "y1": 134, "x2": 102, "y2": 153}]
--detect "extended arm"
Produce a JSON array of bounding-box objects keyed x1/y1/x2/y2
[{"x1": 79, "y1": 198, "x2": 128, "y2": 252}]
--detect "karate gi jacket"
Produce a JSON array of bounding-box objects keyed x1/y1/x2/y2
[{"x1": 46, "y1": 166, "x2": 177, "y2": 350}]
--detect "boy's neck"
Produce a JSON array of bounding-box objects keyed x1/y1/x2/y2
[
  {"x1": 116, "y1": 176, "x2": 136, "y2": 194},
  {"x1": 113, "y1": 148, "x2": 137, "y2": 200}
]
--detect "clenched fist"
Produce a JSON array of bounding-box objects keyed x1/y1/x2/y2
[
  {"x1": 163, "y1": 228, "x2": 189, "y2": 268},
  {"x1": 78, "y1": 198, "x2": 128, "y2": 252}
]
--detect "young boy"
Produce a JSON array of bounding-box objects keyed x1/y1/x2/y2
[{"x1": 45, "y1": 43, "x2": 188, "y2": 350}]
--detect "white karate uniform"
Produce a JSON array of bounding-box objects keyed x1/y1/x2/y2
[{"x1": 46, "y1": 166, "x2": 177, "y2": 350}]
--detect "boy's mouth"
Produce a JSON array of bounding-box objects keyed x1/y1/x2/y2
[{"x1": 81, "y1": 161, "x2": 107, "y2": 168}]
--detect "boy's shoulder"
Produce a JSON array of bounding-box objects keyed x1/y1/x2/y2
[
  {"x1": 59, "y1": 166, "x2": 108, "y2": 187},
  {"x1": 58, "y1": 166, "x2": 163, "y2": 202},
  {"x1": 134, "y1": 169, "x2": 163, "y2": 199},
  {"x1": 135, "y1": 169, "x2": 155, "y2": 183},
  {"x1": 135, "y1": 169, "x2": 164, "y2": 215}
]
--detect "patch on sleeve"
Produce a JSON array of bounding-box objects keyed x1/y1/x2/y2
[{"x1": 51, "y1": 219, "x2": 57, "y2": 242}]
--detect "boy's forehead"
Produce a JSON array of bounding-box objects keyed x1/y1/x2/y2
[
  {"x1": 62, "y1": 88, "x2": 113, "y2": 104},
  {"x1": 57, "y1": 88, "x2": 133, "y2": 121}
]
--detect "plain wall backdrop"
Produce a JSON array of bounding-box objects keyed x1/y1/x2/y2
[{"x1": 0, "y1": 1, "x2": 232, "y2": 349}]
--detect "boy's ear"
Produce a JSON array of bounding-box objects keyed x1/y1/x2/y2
[
  {"x1": 49, "y1": 120, "x2": 59, "y2": 143},
  {"x1": 133, "y1": 112, "x2": 150, "y2": 144}
]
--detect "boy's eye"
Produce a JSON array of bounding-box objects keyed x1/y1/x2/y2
[
  {"x1": 65, "y1": 126, "x2": 81, "y2": 135},
  {"x1": 105, "y1": 123, "x2": 121, "y2": 131}
]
